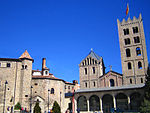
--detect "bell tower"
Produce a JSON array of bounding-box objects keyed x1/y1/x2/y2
[{"x1": 117, "y1": 14, "x2": 148, "y2": 85}]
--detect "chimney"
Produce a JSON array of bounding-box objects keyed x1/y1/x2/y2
[{"x1": 42, "y1": 58, "x2": 46, "y2": 69}]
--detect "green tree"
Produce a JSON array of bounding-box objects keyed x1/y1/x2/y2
[
  {"x1": 52, "y1": 101, "x2": 61, "y2": 113},
  {"x1": 14, "y1": 102, "x2": 21, "y2": 110},
  {"x1": 33, "y1": 101, "x2": 41, "y2": 113},
  {"x1": 140, "y1": 65, "x2": 150, "y2": 113}
]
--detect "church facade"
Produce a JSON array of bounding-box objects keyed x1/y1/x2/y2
[{"x1": 74, "y1": 14, "x2": 148, "y2": 113}]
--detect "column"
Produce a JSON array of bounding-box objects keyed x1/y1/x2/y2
[
  {"x1": 127, "y1": 95, "x2": 131, "y2": 110},
  {"x1": 113, "y1": 95, "x2": 116, "y2": 110},
  {"x1": 100, "y1": 97, "x2": 103, "y2": 113},
  {"x1": 87, "y1": 99, "x2": 90, "y2": 112}
]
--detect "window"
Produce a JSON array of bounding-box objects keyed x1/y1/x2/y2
[
  {"x1": 34, "y1": 83, "x2": 38, "y2": 86},
  {"x1": 7, "y1": 63, "x2": 11, "y2": 67},
  {"x1": 141, "y1": 78, "x2": 143, "y2": 83},
  {"x1": 25, "y1": 95, "x2": 28, "y2": 97},
  {"x1": 25, "y1": 65, "x2": 27, "y2": 69},
  {"x1": 68, "y1": 86, "x2": 70, "y2": 89},
  {"x1": 95, "y1": 61, "x2": 97, "y2": 64},
  {"x1": 126, "y1": 48, "x2": 131, "y2": 57},
  {"x1": 85, "y1": 68, "x2": 87, "y2": 75},
  {"x1": 65, "y1": 85, "x2": 66, "y2": 89},
  {"x1": 92, "y1": 59, "x2": 94, "y2": 64},
  {"x1": 87, "y1": 58, "x2": 89, "y2": 65},
  {"x1": 0, "y1": 63, "x2": 1, "y2": 67},
  {"x1": 51, "y1": 88, "x2": 54, "y2": 94},
  {"x1": 134, "y1": 36, "x2": 140, "y2": 43},
  {"x1": 133, "y1": 27, "x2": 138, "y2": 33},
  {"x1": 128, "y1": 62, "x2": 132, "y2": 69},
  {"x1": 136, "y1": 47, "x2": 141, "y2": 56},
  {"x1": 130, "y1": 79, "x2": 132, "y2": 84},
  {"x1": 22, "y1": 65, "x2": 24, "y2": 69},
  {"x1": 93, "y1": 82, "x2": 95, "y2": 87},
  {"x1": 85, "y1": 82, "x2": 87, "y2": 88},
  {"x1": 123, "y1": 28, "x2": 129, "y2": 35},
  {"x1": 93, "y1": 67, "x2": 95, "y2": 74},
  {"x1": 138, "y1": 61, "x2": 142, "y2": 69},
  {"x1": 82, "y1": 62, "x2": 84, "y2": 66},
  {"x1": 45, "y1": 71, "x2": 48, "y2": 75},
  {"x1": 110, "y1": 79, "x2": 115, "y2": 87},
  {"x1": 124, "y1": 38, "x2": 130, "y2": 45},
  {"x1": 85, "y1": 60, "x2": 86, "y2": 65}
]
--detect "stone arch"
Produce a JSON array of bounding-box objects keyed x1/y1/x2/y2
[
  {"x1": 102, "y1": 94, "x2": 113, "y2": 113},
  {"x1": 77, "y1": 95, "x2": 87, "y2": 111},
  {"x1": 130, "y1": 92, "x2": 141, "y2": 111},
  {"x1": 116, "y1": 93, "x2": 128, "y2": 111},
  {"x1": 89, "y1": 95, "x2": 100, "y2": 111}
]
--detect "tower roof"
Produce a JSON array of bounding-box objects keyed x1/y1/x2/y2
[
  {"x1": 19, "y1": 50, "x2": 33, "y2": 60},
  {"x1": 88, "y1": 49, "x2": 101, "y2": 60}
]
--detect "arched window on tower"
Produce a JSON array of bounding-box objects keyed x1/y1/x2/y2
[
  {"x1": 130, "y1": 79, "x2": 132, "y2": 84},
  {"x1": 92, "y1": 59, "x2": 94, "y2": 64},
  {"x1": 85, "y1": 68, "x2": 87, "y2": 75},
  {"x1": 93, "y1": 67, "x2": 95, "y2": 74},
  {"x1": 51, "y1": 88, "x2": 54, "y2": 94},
  {"x1": 134, "y1": 36, "x2": 140, "y2": 43},
  {"x1": 141, "y1": 78, "x2": 143, "y2": 83},
  {"x1": 124, "y1": 38, "x2": 130, "y2": 45},
  {"x1": 138, "y1": 61, "x2": 142, "y2": 69},
  {"x1": 126, "y1": 48, "x2": 131, "y2": 57},
  {"x1": 136, "y1": 47, "x2": 141, "y2": 56},
  {"x1": 110, "y1": 79, "x2": 115, "y2": 87},
  {"x1": 128, "y1": 62, "x2": 132, "y2": 70},
  {"x1": 87, "y1": 58, "x2": 89, "y2": 65}
]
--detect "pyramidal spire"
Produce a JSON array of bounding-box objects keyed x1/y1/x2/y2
[{"x1": 19, "y1": 50, "x2": 33, "y2": 60}]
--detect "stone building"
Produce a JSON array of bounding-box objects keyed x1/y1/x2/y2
[
  {"x1": 0, "y1": 50, "x2": 79, "y2": 113},
  {"x1": 74, "y1": 14, "x2": 148, "y2": 113}
]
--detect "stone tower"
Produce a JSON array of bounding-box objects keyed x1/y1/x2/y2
[
  {"x1": 79, "y1": 49, "x2": 105, "y2": 89},
  {"x1": 117, "y1": 14, "x2": 148, "y2": 85},
  {"x1": 18, "y1": 50, "x2": 33, "y2": 108}
]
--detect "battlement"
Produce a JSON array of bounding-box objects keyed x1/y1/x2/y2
[{"x1": 117, "y1": 14, "x2": 142, "y2": 26}]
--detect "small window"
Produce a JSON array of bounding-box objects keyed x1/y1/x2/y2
[
  {"x1": 123, "y1": 28, "x2": 129, "y2": 35},
  {"x1": 136, "y1": 47, "x2": 141, "y2": 56},
  {"x1": 25, "y1": 65, "x2": 27, "y2": 69},
  {"x1": 68, "y1": 86, "x2": 70, "y2": 89},
  {"x1": 25, "y1": 95, "x2": 28, "y2": 97},
  {"x1": 87, "y1": 58, "x2": 89, "y2": 65},
  {"x1": 95, "y1": 61, "x2": 97, "y2": 64},
  {"x1": 124, "y1": 38, "x2": 130, "y2": 45},
  {"x1": 22, "y1": 65, "x2": 24, "y2": 69},
  {"x1": 138, "y1": 61, "x2": 142, "y2": 69},
  {"x1": 141, "y1": 78, "x2": 143, "y2": 83},
  {"x1": 85, "y1": 68, "x2": 87, "y2": 75},
  {"x1": 92, "y1": 59, "x2": 94, "y2": 64},
  {"x1": 51, "y1": 88, "x2": 54, "y2": 94},
  {"x1": 93, "y1": 82, "x2": 95, "y2": 87},
  {"x1": 128, "y1": 62, "x2": 132, "y2": 69},
  {"x1": 35, "y1": 91, "x2": 37, "y2": 93},
  {"x1": 110, "y1": 79, "x2": 115, "y2": 87},
  {"x1": 7, "y1": 63, "x2": 11, "y2": 67},
  {"x1": 34, "y1": 83, "x2": 38, "y2": 86},
  {"x1": 82, "y1": 62, "x2": 84, "y2": 66},
  {"x1": 93, "y1": 67, "x2": 95, "y2": 74},
  {"x1": 85, "y1": 82, "x2": 87, "y2": 88},
  {"x1": 133, "y1": 27, "x2": 138, "y2": 33},
  {"x1": 126, "y1": 48, "x2": 131, "y2": 57},
  {"x1": 130, "y1": 79, "x2": 132, "y2": 84},
  {"x1": 45, "y1": 71, "x2": 48, "y2": 75},
  {"x1": 134, "y1": 36, "x2": 140, "y2": 43}
]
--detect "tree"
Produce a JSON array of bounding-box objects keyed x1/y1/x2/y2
[
  {"x1": 140, "y1": 65, "x2": 150, "y2": 113},
  {"x1": 14, "y1": 102, "x2": 21, "y2": 110},
  {"x1": 52, "y1": 101, "x2": 61, "y2": 113},
  {"x1": 33, "y1": 101, "x2": 41, "y2": 113}
]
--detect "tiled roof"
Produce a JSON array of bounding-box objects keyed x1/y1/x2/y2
[
  {"x1": 19, "y1": 50, "x2": 33, "y2": 60},
  {"x1": 75, "y1": 84, "x2": 144, "y2": 93},
  {"x1": 88, "y1": 49, "x2": 101, "y2": 60}
]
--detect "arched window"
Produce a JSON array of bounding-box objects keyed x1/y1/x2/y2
[
  {"x1": 141, "y1": 78, "x2": 143, "y2": 83},
  {"x1": 93, "y1": 82, "x2": 95, "y2": 87},
  {"x1": 133, "y1": 26, "x2": 138, "y2": 33},
  {"x1": 93, "y1": 67, "x2": 95, "y2": 74},
  {"x1": 82, "y1": 62, "x2": 84, "y2": 66},
  {"x1": 25, "y1": 65, "x2": 27, "y2": 69},
  {"x1": 87, "y1": 58, "x2": 89, "y2": 65},
  {"x1": 92, "y1": 59, "x2": 94, "y2": 64},
  {"x1": 85, "y1": 82, "x2": 87, "y2": 88},
  {"x1": 95, "y1": 60, "x2": 97, "y2": 64},
  {"x1": 136, "y1": 47, "x2": 141, "y2": 56},
  {"x1": 51, "y1": 88, "x2": 54, "y2": 94},
  {"x1": 7, "y1": 63, "x2": 11, "y2": 67},
  {"x1": 110, "y1": 79, "x2": 115, "y2": 87},
  {"x1": 123, "y1": 28, "x2": 129, "y2": 35},
  {"x1": 77, "y1": 96, "x2": 88, "y2": 111},
  {"x1": 134, "y1": 36, "x2": 140, "y2": 43},
  {"x1": 124, "y1": 38, "x2": 130, "y2": 45},
  {"x1": 138, "y1": 61, "x2": 142, "y2": 69},
  {"x1": 45, "y1": 71, "x2": 48, "y2": 75},
  {"x1": 130, "y1": 79, "x2": 132, "y2": 84},
  {"x1": 126, "y1": 48, "x2": 131, "y2": 57},
  {"x1": 128, "y1": 62, "x2": 132, "y2": 69},
  {"x1": 22, "y1": 65, "x2": 24, "y2": 69},
  {"x1": 89, "y1": 95, "x2": 100, "y2": 111},
  {"x1": 85, "y1": 60, "x2": 86, "y2": 65},
  {"x1": 85, "y1": 68, "x2": 87, "y2": 75}
]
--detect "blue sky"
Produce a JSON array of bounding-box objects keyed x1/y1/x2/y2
[{"x1": 0, "y1": 0, "x2": 150, "y2": 83}]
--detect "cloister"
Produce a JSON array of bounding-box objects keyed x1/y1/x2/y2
[{"x1": 74, "y1": 84, "x2": 144, "y2": 113}]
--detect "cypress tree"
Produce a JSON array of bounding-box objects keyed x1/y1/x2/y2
[
  {"x1": 52, "y1": 101, "x2": 61, "y2": 113},
  {"x1": 33, "y1": 101, "x2": 41, "y2": 113}
]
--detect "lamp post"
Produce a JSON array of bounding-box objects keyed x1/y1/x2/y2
[
  {"x1": 48, "y1": 89, "x2": 50, "y2": 113},
  {"x1": 3, "y1": 80, "x2": 8, "y2": 113},
  {"x1": 30, "y1": 86, "x2": 33, "y2": 113}
]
